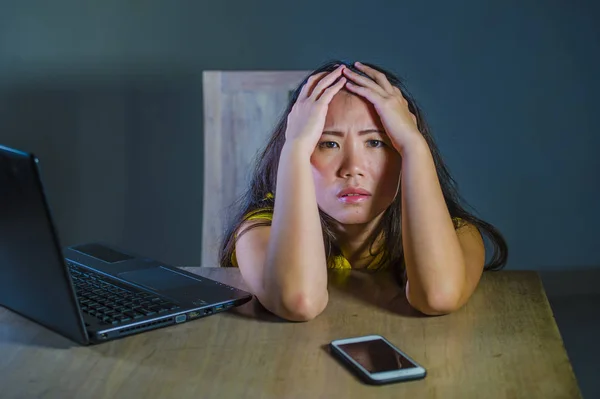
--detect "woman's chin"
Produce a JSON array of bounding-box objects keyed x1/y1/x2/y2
[
  {"x1": 329, "y1": 211, "x2": 378, "y2": 226},
  {"x1": 320, "y1": 201, "x2": 390, "y2": 226}
]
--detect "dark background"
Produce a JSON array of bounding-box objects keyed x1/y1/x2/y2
[
  {"x1": 1, "y1": 1, "x2": 598, "y2": 395},
  {"x1": 1, "y1": 0, "x2": 598, "y2": 270}
]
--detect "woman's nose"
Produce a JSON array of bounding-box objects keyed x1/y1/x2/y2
[{"x1": 338, "y1": 147, "x2": 365, "y2": 177}]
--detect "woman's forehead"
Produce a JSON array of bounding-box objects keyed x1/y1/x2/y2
[{"x1": 325, "y1": 92, "x2": 383, "y2": 130}]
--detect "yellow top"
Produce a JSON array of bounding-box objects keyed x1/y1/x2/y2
[{"x1": 230, "y1": 193, "x2": 464, "y2": 271}]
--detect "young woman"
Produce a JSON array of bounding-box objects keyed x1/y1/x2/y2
[{"x1": 219, "y1": 60, "x2": 508, "y2": 321}]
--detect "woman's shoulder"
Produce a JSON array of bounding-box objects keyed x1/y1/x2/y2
[{"x1": 230, "y1": 193, "x2": 275, "y2": 267}]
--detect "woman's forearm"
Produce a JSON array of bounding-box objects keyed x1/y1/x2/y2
[
  {"x1": 264, "y1": 141, "x2": 329, "y2": 320},
  {"x1": 400, "y1": 138, "x2": 466, "y2": 314}
]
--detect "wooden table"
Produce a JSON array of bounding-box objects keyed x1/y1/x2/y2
[{"x1": 0, "y1": 268, "x2": 581, "y2": 398}]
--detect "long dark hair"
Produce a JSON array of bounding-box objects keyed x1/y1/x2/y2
[{"x1": 218, "y1": 60, "x2": 508, "y2": 285}]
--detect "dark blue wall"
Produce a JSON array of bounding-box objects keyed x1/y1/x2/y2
[{"x1": 1, "y1": 0, "x2": 598, "y2": 269}]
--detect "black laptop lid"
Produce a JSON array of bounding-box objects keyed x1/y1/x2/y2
[{"x1": 0, "y1": 145, "x2": 88, "y2": 345}]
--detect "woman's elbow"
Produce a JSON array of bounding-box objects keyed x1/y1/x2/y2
[
  {"x1": 407, "y1": 291, "x2": 462, "y2": 316},
  {"x1": 277, "y1": 291, "x2": 328, "y2": 322}
]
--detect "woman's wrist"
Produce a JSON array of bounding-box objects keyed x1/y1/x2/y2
[
  {"x1": 397, "y1": 134, "x2": 430, "y2": 159},
  {"x1": 281, "y1": 139, "x2": 315, "y2": 161}
]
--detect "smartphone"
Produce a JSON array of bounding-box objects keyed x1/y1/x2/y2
[{"x1": 330, "y1": 334, "x2": 427, "y2": 385}]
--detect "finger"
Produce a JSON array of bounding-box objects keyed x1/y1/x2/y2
[
  {"x1": 392, "y1": 86, "x2": 418, "y2": 125},
  {"x1": 354, "y1": 62, "x2": 395, "y2": 94},
  {"x1": 309, "y1": 65, "x2": 345, "y2": 100},
  {"x1": 298, "y1": 72, "x2": 328, "y2": 100},
  {"x1": 344, "y1": 81, "x2": 382, "y2": 104},
  {"x1": 317, "y1": 76, "x2": 347, "y2": 104},
  {"x1": 342, "y1": 67, "x2": 388, "y2": 97},
  {"x1": 393, "y1": 86, "x2": 411, "y2": 105}
]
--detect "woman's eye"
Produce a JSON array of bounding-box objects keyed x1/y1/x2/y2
[
  {"x1": 367, "y1": 140, "x2": 385, "y2": 148},
  {"x1": 318, "y1": 141, "x2": 339, "y2": 149}
]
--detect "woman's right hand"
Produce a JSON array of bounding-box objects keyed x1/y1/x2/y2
[{"x1": 284, "y1": 65, "x2": 347, "y2": 155}]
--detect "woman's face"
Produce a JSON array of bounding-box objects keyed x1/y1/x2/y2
[{"x1": 311, "y1": 90, "x2": 402, "y2": 225}]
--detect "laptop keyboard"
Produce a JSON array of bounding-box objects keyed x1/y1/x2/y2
[{"x1": 67, "y1": 262, "x2": 180, "y2": 326}]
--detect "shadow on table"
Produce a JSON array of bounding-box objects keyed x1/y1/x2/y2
[
  {"x1": 327, "y1": 270, "x2": 428, "y2": 318},
  {"x1": 224, "y1": 270, "x2": 428, "y2": 321},
  {"x1": 224, "y1": 299, "x2": 289, "y2": 323}
]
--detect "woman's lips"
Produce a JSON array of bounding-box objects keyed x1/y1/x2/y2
[
  {"x1": 337, "y1": 187, "x2": 372, "y2": 204},
  {"x1": 338, "y1": 193, "x2": 371, "y2": 204}
]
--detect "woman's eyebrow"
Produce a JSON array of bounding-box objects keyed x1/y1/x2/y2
[{"x1": 322, "y1": 129, "x2": 386, "y2": 137}]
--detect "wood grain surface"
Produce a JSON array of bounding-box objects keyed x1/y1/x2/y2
[{"x1": 0, "y1": 268, "x2": 581, "y2": 398}]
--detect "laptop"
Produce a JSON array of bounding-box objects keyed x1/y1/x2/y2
[{"x1": 0, "y1": 144, "x2": 253, "y2": 345}]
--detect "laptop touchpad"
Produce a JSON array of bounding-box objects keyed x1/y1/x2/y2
[{"x1": 118, "y1": 267, "x2": 203, "y2": 291}]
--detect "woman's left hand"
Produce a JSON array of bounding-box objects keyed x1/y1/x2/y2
[{"x1": 342, "y1": 62, "x2": 424, "y2": 154}]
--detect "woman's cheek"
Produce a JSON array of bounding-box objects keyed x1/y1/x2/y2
[{"x1": 373, "y1": 154, "x2": 402, "y2": 197}]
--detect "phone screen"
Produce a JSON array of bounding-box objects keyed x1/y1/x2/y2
[{"x1": 338, "y1": 338, "x2": 417, "y2": 373}]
